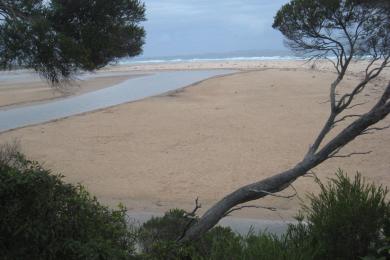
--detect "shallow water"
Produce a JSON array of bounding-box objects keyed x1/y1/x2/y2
[{"x1": 0, "y1": 70, "x2": 236, "y2": 132}]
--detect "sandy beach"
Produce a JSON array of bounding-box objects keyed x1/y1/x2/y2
[{"x1": 0, "y1": 60, "x2": 389, "y2": 221}]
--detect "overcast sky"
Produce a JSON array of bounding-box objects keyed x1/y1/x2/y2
[{"x1": 140, "y1": 0, "x2": 290, "y2": 58}]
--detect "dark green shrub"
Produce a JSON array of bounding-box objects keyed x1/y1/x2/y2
[
  {"x1": 360, "y1": 204, "x2": 390, "y2": 260},
  {"x1": 138, "y1": 170, "x2": 389, "y2": 260},
  {"x1": 3, "y1": 143, "x2": 387, "y2": 260},
  {"x1": 138, "y1": 209, "x2": 243, "y2": 259},
  {"x1": 0, "y1": 152, "x2": 136, "y2": 260},
  {"x1": 196, "y1": 226, "x2": 243, "y2": 260},
  {"x1": 241, "y1": 232, "x2": 285, "y2": 260},
  {"x1": 239, "y1": 171, "x2": 390, "y2": 260},
  {"x1": 303, "y1": 170, "x2": 389, "y2": 260},
  {"x1": 138, "y1": 209, "x2": 191, "y2": 255},
  {"x1": 239, "y1": 219, "x2": 315, "y2": 260}
]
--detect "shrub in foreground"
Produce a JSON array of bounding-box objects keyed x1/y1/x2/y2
[
  {"x1": 303, "y1": 170, "x2": 390, "y2": 260},
  {"x1": 138, "y1": 170, "x2": 389, "y2": 260},
  {"x1": 0, "y1": 152, "x2": 136, "y2": 259},
  {"x1": 1, "y1": 144, "x2": 388, "y2": 260},
  {"x1": 138, "y1": 209, "x2": 243, "y2": 259}
]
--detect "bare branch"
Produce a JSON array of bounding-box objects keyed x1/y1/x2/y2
[
  {"x1": 177, "y1": 197, "x2": 202, "y2": 241},
  {"x1": 365, "y1": 57, "x2": 381, "y2": 76},
  {"x1": 345, "y1": 102, "x2": 369, "y2": 110},
  {"x1": 325, "y1": 57, "x2": 341, "y2": 74},
  {"x1": 334, "y1": 114, "x2": 362, "y2": 124},
  {"x1": 182, "y1": 82, "x2": 390, "y2": 242},
  {"x1": 224, "y1": 205, "x2": 277, "y2": 217},
  {"x1": 306, "y1": 46, "x2": 355, "y2": 155},
  {"x1": 181, "y1": 1, "x2": 390, "y2": 242},
  {"x1": 248, "y1": 189, "x2": 297, "y2": 199},
  {"x1": 337, "y1": 58, "x2": 390, "y2": 112},
  {"x1": 331, "y1": 151, "x2": 373, "y2": 158},
  {"x1": 363, "y1": 124, "x2": 390, "y2": 133},
  {"x1": 184, "y1": 197, "x2": 202, "y2": 218},
  {"x1": 328, "y1": 146, "x2": 343, "y2": 158},
  {"x1": 307, "y1": 113, "x2": 337, "y2": 155}
]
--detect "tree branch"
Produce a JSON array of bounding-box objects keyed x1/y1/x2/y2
[
  {"x1": 224, "y1": 205, "x2": 277, "y2": 217},
  {"x1": 330, "y1": 151, "x2": 372, "y2": 159},
  {"x1": 363, "y1": 124, "x2": 390, "y2": 134},
  {"x1": 337, "y1": 58, "x2": 389, "y2": 112},
  {"x1": 180, "y1": 1, "x2": 390, "y2": 242},
  {"x1": 181, "y1": 81, "x2": 390, "y2": 242},
  {"x1": 334, "y1": 114, "x2": 362, "y2": 124},
  {"x1": 177, "y1": 198, "x2": 202, "y2": 241},
  {"x1": 248, "y1": 189, "x2": 297, "y2": 199}
]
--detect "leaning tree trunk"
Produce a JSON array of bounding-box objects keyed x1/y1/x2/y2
[{"x1": 181, "y1": 82, "x2": 390, "y2": 242}]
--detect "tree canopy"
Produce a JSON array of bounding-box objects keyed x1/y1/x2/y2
[
  {"x1": 272, "y1": 0, "x2": 390, "y2": 65},
  {"x1": 0, "y1": 0, "x2": 146, "y2": 83}
]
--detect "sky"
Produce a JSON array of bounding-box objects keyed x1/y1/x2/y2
[{"x1": 140, "y1": 0, "x2": 290, "y2": 58}]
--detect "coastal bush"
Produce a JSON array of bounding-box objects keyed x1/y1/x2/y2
[
  {"x1": 240, "y1": 232, "x2": 285, "y2": 259},
  {"x1": 138, "y1": 214, "x2": 312, "y2": 260},
  {"x1": 1, "y1": 145, "x2": 388, "y2": 260},
  {"x1": 0, "y1": 149, "x2": 136, "y2": 259},
  {"x1": 240, "y1": 171, "x2": 390, "y2": 260},
  {"x1": 138, "y1": 170, "x2": 389, "y2": 260},
  {"x1": 138, "y1": 209, "x2": 243, "y2": 259},
  {"x1": 138, "y1": 209, "x2": 190, "y2": 250},
  {"x1": 137, "y1": 209, "x2": 193, "y2": 258},
  {"x1": 300, "y1": 171, "x2": 389, "y2": 259}
]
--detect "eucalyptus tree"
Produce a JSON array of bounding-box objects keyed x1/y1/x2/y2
[
  {"x1": 181, "y1": 0, "x2": 390, "y2": 241},
  {"x1": 0, "y1": 0, "x2": 146, "y2": 84}
]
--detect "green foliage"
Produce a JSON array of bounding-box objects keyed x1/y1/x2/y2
[
  {"x1": 239, "y1": 171, "x2": 390, "y2": 260},
  {"x1": 138, "y1": 209, "x2": 243, "y2": 259},
  {"x1": 303, "y1": 170, "x2": 390, "y2": 260},
  {"x1": 240, "y1": 232, "x2": 286, "y2": 259},
  {"x1": 198, "y1": 226, "x2": 243, "y2": 260},
  {"x1": 1, "y1": 144, "x2": 388, "y2": 260},
  {"x1": 0, "y1": 0, "x2": 146, "y2": 83},
  {"x1": 272, "y1": 0, "x2": 389, "y2": 58},
  {"x1": 138, "y1": 209, "x2": 191, "y2": 255},
  {"x1": 138, "y1": 170, "x2": 389, "y2": 260},
  {"x1": 0, "y1": 152, "x2": 136, "y2": 259}
]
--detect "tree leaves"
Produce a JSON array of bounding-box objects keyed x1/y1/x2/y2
[
  {"x1": 272, "y1": 0, "x2": 390, "y2": 60},
  {"x1": 0, "y1": 0, "x2": 146, "y2": 84}
]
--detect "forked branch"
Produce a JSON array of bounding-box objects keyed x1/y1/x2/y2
[
  {"x1": 181, "y1": 81, "x2": 390, "y2": 242},
  {"x1": 179, "y1": 0, "x2": 390, "y2": 242}
]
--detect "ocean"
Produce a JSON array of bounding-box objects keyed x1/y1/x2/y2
[{"x1": 117, "y1": 50, "x2": 306, "y2": 65}]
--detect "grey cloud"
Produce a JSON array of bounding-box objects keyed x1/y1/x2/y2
[{"x1": 140, "y1": 0, "x2": 290, "y2": 57}]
